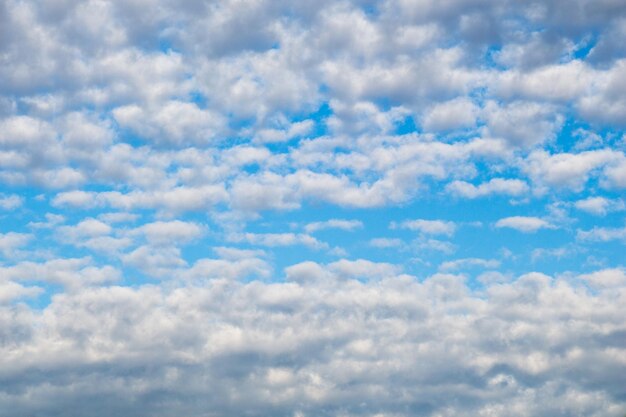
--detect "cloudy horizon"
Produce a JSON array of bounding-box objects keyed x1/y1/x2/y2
[{"x1": 1, "y1": 0, "x2": 626, "y2": 416}]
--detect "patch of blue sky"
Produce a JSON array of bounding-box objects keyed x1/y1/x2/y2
[
  {"x1": 394, "y1": 115, "x2": 420, "y2": 135},
  {"x1": 572, "y1": 33, "x2": 598, "y2": 60}
]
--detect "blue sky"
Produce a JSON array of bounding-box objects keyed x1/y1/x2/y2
[{"x1": 1, "y1": 0, "x2": 626, "y2": 416}]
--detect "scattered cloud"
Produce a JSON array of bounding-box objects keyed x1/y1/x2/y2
[
  {"x1": 495, "y1": 216, "x2": 554, "y2": 233},
  {"x1": 446, "y1": 178, "x2": 529, "y2": 199},
  {"x1": 304, "y1": 219, "x2": 363, "y2": 234},
  {"x1": 394, "y1": 219, "x2": 456, "y2": 236},
  {"x1": 574, "y1": 196, "x2": 625, "y2": 216}
]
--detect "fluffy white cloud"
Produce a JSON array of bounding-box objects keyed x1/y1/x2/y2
[
  {"x1": 0, "y1": 280, "x2": 42, "y2": 303},
  {"x1": 113, "y1": 101, "x2": 227, "y2": 146},
  {"x1": 181, "y1": 256, "x2": 272, "y2": 281},
  {"x1": 577, "y1": 60, "x2": 626, "y2": 127},
  {"x1": 0, "y1": 257, "x2": 120, "y2": 290},
  {"x1": 254, "y1": 119, "x2": 315, "y2": 144},
  {"x1": 446, "y1": 178, "x2": 529, "y2": 198},
  {"x1": 421, "y1": 97, "x2": 478, "y2": 131},
  {"x1": 523, "y1": 149, "x2": 621, "y2": 191},
  {"x1": 0, "y1": 193, "x2": 23, "y2": 210},
  {"x1": 53, "y1": 186, "x2": 228, "y2": 213},
  {"x1": 304, "y1": 219, "x2": 363, "y2": 234},
  {"x1": 122, "y1": 245, "x2": 187, "y2": 277},
  {"x1": 0, "y1": 232, "x2": 31, "y2": 258},
  {"x1": 580, "y1": 268, "x2": 626, "y2": 289},
  {"x1": 495, "y1": 216, "x2": 554, "y2": 233},
  {"x1": 130, "y1": 220, "x2": 204, "y2": 245},
  {"x1": 574, "y1": 197, "x2": 625, "y2": 216},
  {"x1": 439, "y1": 257, "x2": 501, "y2": 271},
  {"x1": 327, "y1": 259, "x2": 402, "y2": 280},
  {"x1": 232, "y1": 232, "x2": 328, "y2": 250},
  {"x1": 394, "y1": 219, "x2": 456, "y2": 236},
  {"x1": 495, "y1": 60, "x2": 592, "y2": 102},
  {"x1": 481, "y1": 101, "x2": 564, "y2": 148}
]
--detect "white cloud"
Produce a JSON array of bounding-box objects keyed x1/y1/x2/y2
[
  {"x1": 603, "y1": 157, "x2": 626, "y2": 188},
  {"x1": 0, "y1": 257, "x2": 120, "y2": 290},
  {"x1": 421, "y1": 97, "x2": 478, "y2": 131},
  {"x1": 574, "y1": 197, "x2": 625, "y2": 216},
  {"x1": 130, "y1": 220, "x2": 204, "y2": 245},
  {"x1": 577, "y1": 59, "x2": 626, "y2": 127},
  {"x1": 481, "y1": 100, "x2": 564, "y2": 148},
  {"x1": 27, "y1": 213, "x2": 65, "y2": 229},
  {"x1": 580, "y1": 268, "x2": 626, "y2": 289},
  {"x1": 495, "y1": 216, "x2": 553, "y2": 233},
  {"x1": 495, "y1": 60, "x2": 591, "y2": 102},
  {"x1": 182, "y1": 256, "x2": 272, "y2": 281},
  {"x1": 113, "y1": 101, "x2": 227, "y2": 146},
  {"x1": 0, "y1": 281, "x2": 43, "y2": 303},
  {"x1": 369, "y1": 237, "x2": 404, "y2": 248},
  {"x1": 394, "y1": 219, "x2": 456, "y2": 236},
  {"x1": 54, "y1": 186, "x2": 228, "y2": 213},
  {"x1": 233, "y1": 232, "x2": 328, "y2": 250},
  {"x1": 439, "y1": 257, "x2": 501, "y2": 271},
  {"x1": 577, "y1": 225, "x2": 626, "y2": 242},
  {"x1": 52, "y1": 190, "x2": 97, "y2": 208},
  {"x1": 0, "y1": 232, "x2": 31, "y2": 258},
  {"x1": 446, "y1": 178, "x2": 529, "y2": 198},
  {"x1": 523, "y1": 149, "x2": 621, "y2": 191},
  {"x1": 254, "y1": 119, "x2": 315, "y2": 144},
  {"x1": 0, "y1": 194, "x2": 23, "y2": 210},
  {"x1": 304, "y1": 219, "x2": 363, "y2": 233},
  {"x1": 327, "y1": 259, "x2": 402, "y2": 280},
  {"x1": 122, "y1": 245, "x2": 187, "y2": 277},
  {"x1": 63, "y1": 218, "x2": 112, "y2": 237}
]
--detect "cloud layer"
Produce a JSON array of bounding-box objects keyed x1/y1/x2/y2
[{"x1": 1, "y1": 0, "x2": 626, "y2": 415}]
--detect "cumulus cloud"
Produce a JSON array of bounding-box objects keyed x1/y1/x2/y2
[
  {"x1": 439, "y1": 257, "x2": 501, "y2": 271},
  {"x1": 495, "y1": 216, "x2": 554, "y2": 233},
  {"x1": 53, "y1": 186, "x2": 228, "y2": 213},
  {"x1": 0, "y1": 280, "x2": 43, "y2": 303},
  {"x1": 574, "y1": 196, "x2": 625, "y2": 216},
  {"x1": 113, "y1": 101, "x2": 227, "y2": 146},
  {"x1": 481, "y1": 100, "x2": 564, "y2": 148},
  {"x1": 446, "y1": 178, "x2": 529, "y2": 198},
  {"x1": 0, "y1": 193, "x2": 23, "y2": 210},
  {"x1": 580, "y1": 268, "x2": 626, "y2": 289},
  {"x1": 523, "y1": 149, "x2": 621, "y2": 191},
  {"x1": 394, "y1": 219, "x2": 456, "y2": 236},
  {"x1": 232, "y1": 232, "x2": 329, "y2": 250},
  {"x1": 304, "y1": 219, "x2": 363, "y2": 234},
  {"x1": 129, "y1": 220, "x2": 204, "y2": 245},
  {"x1": 421, "y1": 97, "x2": 479, "y2": 131},
  {"x1": 0, "y1": 232, "x2": 31, "y2": 258},
  {"x1": 0, "y1": 257, "x2": 120, "y2": 290}
]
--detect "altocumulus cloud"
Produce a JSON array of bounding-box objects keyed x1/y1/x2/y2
[{"x1": 1, "y1": 0, "x2": 626, "y2": 416}]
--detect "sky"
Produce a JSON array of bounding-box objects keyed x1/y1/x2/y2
[{"x1": 1, "y1": 0, "x2": 626, "y2": 416}]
